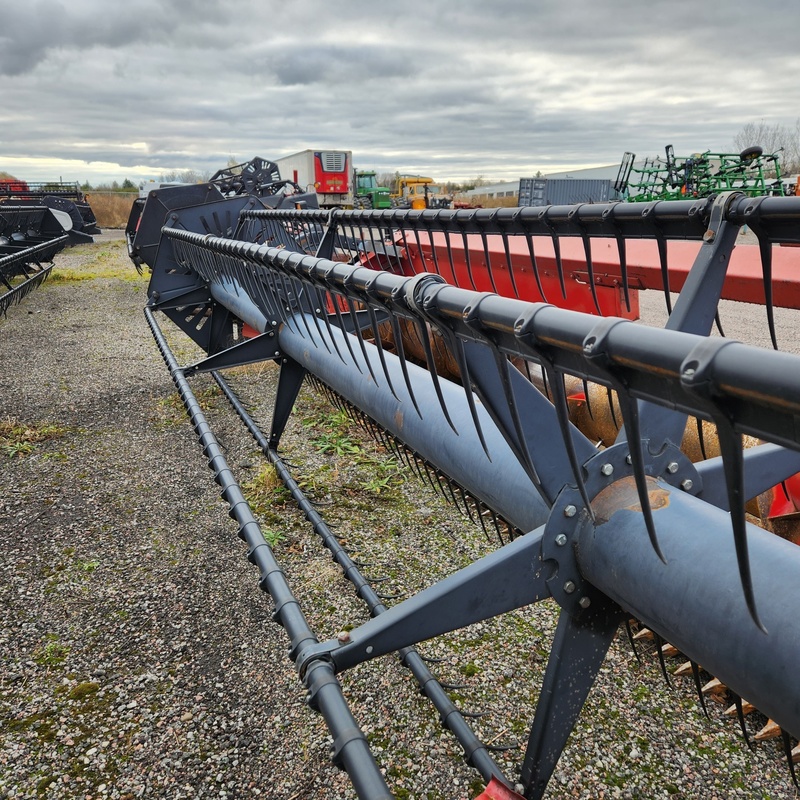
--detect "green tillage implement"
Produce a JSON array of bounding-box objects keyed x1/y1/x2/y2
[{"x1": 616, "y1": 144, "x2": 786, "y2": 202}]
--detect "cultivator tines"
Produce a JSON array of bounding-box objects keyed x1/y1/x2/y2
[
  {"x1": 619, "y1": 144, "x2": 787, "y2": 202},
  {"x1": 136, "y1": 185, "x2": 800, "y2": 798},
  {"x1": 0, "y1": 204, "x2": 77, "y2": 314}
]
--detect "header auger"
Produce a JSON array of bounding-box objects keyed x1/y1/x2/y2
[{"x1": 131, "y1": 182, "x2": 800, "y2": 798}]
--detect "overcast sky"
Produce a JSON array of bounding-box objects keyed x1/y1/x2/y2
[{"x1": 2, "y1": 0, "x2": 798, "y2": 186}]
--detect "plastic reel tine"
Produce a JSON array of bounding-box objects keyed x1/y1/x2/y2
[
  {"x1": 500, "y1": 226, "x2": 521, "y2": 299},
  {"x1": 405, "y1": 450, "x2": 427, "y2": 483},
  {"x1": 442, "y1": 227, "x2": 459, "y2": 284},
  {"x1": 524, "y1": 234, "x2": 548, "y2": 303},
  {"x1": 623, "y1": 619, "x2": 642, "y2": 664},
  {"x1": 606, "y1": 386, "x2": 622, "y2": 430},
  {"x1": 409, "y1": 224, "x2": 425, "y2": 275},
  {"x1": 487, "y1": 506, "x2": 506, "y2": 545},
  {"x1": 475, "y1": 500, "x2": 492, "y2": 542},
  {"x1": 479, "y1": 227, "x2": 499, "y2": 294},
  {"x1": 442, "y1": 476, "x2": 464, "y2": 512},
  {"x1": 582, "y1": 378, "x2": 595, "y2": 422},
  {"x1": 549, "y1": 228, "x2": 568, "y2": 300},
  {"x1": 396, "y1": 442, "x2": 418, "y2": 476},
  {"x1": 730, "y1": 692, "x2": 754, "y2": 749},
  {"x1": 696, "y1": 416, "x2": 708, "y2": 460},
  {"x1": 347, "y1": 296, "x2": 381, "y2": 385},
  {"x1": 716, "y1": 425, "x2": 766, "y2": 632},
  {"x1": 614, "y1": 390, "x2": 665, "y2": 563},
  {"x1": 494, "y1": 350, "x2": 541, "y2": 485},
  {"x1": 543, "y1": 365, "x2": 594, "y2": 516},
  {"x1": 655, "y1": 228, "x2": 673, "y2": 315},
  {"x1": 306, "y1": 285, "x2": 332, "y2": 354},
  {"x1": 614, "y1": 231, "x2": 632, "y2": 313},
  {"x1": 450, "y1": 336, "x2": 492, "y2": 461},
  {"x1": 389, "y1": 314, "x2": 423, "y2": 417},
  {"x1": 651, "y1": 631, "x2": 672, "y2": 688},
  {"x1": 421, "y1": 459, "x2": 444, "y2": 496},
  {"x1": 484, "y1": 741, "x2": 521, "y2": 754},
  {"x1": 424, "y1": 463, "x2": 446, "y2": 499},
  {"x1": 781, "y1": 728, "x2": 800, "y2": 790},
  {"x1": 757, "y1": 234, "x2": 779, "y2": 349},
  {"x1": 714, "y1": 311, "x2": 725, "y2": 338},
  {"x1": 689, "y1": 660, "x2": 710, "y2": 719},
  {"x1": 447, "y1": 482, "x2": 469, "y2": 517},
  {"x1": 411, "y1": 317, "x2": 458, "y2": 433},
  {"x1": 458, "y1": 709, "x2": 488, "y2": 720},
  {"x1": 422, "y1": 217, "x2": 443, "y2": 276},
  {"x1": 459, "y1": 225, "x2": 479, "y2": 292},
  {"x1": 433, "y1": 469, "x2": 455, "y2": 502},
  {"x1": 317, "y1": 288, "x2": 347, "y2": 364},
  {"x1": 578, "y1": 227, "x2": 603, "y2": 315},
  {"x1": 377, "y1": 592, "x2": 406, "y2": 602},
  {"x1": 330, "y1": 295, "x2": 363, "y2": 374},
  {"x1": 365, "y1": 303, "x2": 399, "y2": 401}
]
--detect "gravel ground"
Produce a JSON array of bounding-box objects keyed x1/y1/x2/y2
[{"x1": 1, "y1": 230, "x2": 798, "y2": 799}]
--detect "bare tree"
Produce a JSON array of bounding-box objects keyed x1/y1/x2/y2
[{"x1": 732, "y1": 120, "x2": 800, "y2": 174}]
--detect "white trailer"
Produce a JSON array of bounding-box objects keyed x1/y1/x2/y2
[{"x1": 274, "y1": 149, "x2": 353, "y2": 208}]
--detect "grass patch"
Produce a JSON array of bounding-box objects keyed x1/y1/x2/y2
[
  {"x1": 32, "y1": 635, "x2": 70, "y2": 667},
  {"x1": 0, "y1": 417, "x2": 69, "y2": 457},
  {"x1": 49, "y1": 239, "x2": 144, "y2": 283}
]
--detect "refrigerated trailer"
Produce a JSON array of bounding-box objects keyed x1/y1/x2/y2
[{"x1": 273, "y1": 149, "x2": 353, "y2": 208}]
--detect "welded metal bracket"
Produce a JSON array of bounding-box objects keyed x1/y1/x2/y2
[{"x1": 543, "y1": 442, "x2": 700, "y2": 616}]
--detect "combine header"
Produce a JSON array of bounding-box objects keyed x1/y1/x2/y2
[
  {"x1": 0, "y1": 203, "x2": 92, "y2": 315},
  {"x1": 131, "y1": 184, "x2": 800, "y2": 798},
  {"x1": 0, "y1": 179, "x2": 100, "y2": 237}
]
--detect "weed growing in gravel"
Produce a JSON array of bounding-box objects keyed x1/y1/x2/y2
[
  {"x1": 32, "y1": 635, "x2": 70, "y2": 666},
  {"x1": 154, "y1": 385, "x2": 222, "y2": 427},
  {"x1": 49, "y1": 240, "x2": 145, "y2": 283},
  {"x1": 0, "y1": 417, "x2": 68, "y2": 457}
]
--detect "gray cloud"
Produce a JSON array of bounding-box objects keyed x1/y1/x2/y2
[{"x1": 2, "y1": 0, "x2": 799, "y2": 184}]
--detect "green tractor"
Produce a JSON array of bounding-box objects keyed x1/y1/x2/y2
[{"x1": 353, "y1": 170, "x2": 391, "y2": 209}]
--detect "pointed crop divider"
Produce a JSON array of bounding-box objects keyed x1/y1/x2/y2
[
  {"x1": 582, "y1": 317, "x2": 666, "y2": 563},
  {"x1": 680, "y1": 340, "x2": 766, "y2": 632}
]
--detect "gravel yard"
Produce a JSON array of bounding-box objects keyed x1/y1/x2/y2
[{"x1": 1, "y1": 230, "x2": 798, "y2": 799}]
